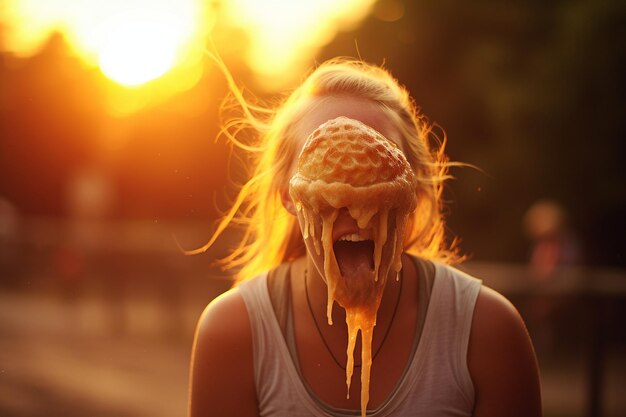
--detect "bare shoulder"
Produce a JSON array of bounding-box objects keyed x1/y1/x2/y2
[
  {"x1": 195, "y1": 287, "x2": 252, "y2": 347},
  {"x1": 188, "y1": 287, "x2": 259, "y2": 417},
  {"x1": 468, "y1": 285, "x2": 542, "y2": 417}
]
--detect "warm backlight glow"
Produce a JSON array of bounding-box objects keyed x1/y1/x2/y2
[{"x1": 1, "y1": 0, "x2": 378, "y2": 93}]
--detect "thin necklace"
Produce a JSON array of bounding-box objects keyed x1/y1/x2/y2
[{"x1": 304, "y1": 268, "x2": 403, "y2": 371}]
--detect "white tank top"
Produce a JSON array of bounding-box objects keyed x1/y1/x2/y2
[{"x1": 239, "y1": 261, "x2": 482, "y2": 416}]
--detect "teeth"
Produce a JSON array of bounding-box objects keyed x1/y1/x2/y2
[{"x1": 338, "y1": 233, "x2": 366, "y2": 242}]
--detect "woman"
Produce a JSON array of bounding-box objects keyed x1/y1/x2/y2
[{"x1": 188, "y1": 59, "x2": 542, "y2": 416}]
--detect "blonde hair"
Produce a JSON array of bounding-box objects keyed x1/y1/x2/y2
[{"x1": 189, "y1": 57, "x2": 463, "y2": 285}]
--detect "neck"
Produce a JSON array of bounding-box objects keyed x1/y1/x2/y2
[{"x1": 301, "y1": 254, "x2": 405, "y2": 328}]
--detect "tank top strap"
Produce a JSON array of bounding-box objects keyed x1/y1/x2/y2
[{"x1": 267, "y1": 262, "x2": 292, "y2": 337}]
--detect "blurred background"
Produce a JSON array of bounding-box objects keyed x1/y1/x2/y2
[{"x1": 0, "y1": 0, "x2": 625, "y2": 416}]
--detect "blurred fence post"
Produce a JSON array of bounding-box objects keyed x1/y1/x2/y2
[{"x1": 586, "y1": 295, "x2": 605, "y2": 417}]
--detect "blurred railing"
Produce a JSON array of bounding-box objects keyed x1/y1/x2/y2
[
  {"x1": 462, "y1": 262, "x2": 626, "y2": 417},
  {"x1": 0, "y1": 217, "x2": 237, "y2": 339},
  {"x1": 1, "y1": 217, "x2": 625, "y2": 417}
]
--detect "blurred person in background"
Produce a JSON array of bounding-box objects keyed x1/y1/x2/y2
[
  {"x1": 522, "y1": 199, "x2": 583, "y2": 355},
  {"x1": 524, "y1": 199, "x2": 582, "y2": 280},
  {"x1": 63, "y1": 166, "x2": 121, "y2": 331},
  {"x1": 188, "y1": 59, "x2": 542, "y2": 417}
]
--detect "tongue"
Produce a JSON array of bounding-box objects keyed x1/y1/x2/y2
[{"x1": 333, "y1": 240, "x2": 374, "y2": 279}]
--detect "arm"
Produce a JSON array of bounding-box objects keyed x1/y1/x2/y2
[
  {"x1": 468, "y1": 286, "x2": 542, "y2": 417},
  {"x1": 188, "y1": 288, "x2": 259, "y2": 417}
]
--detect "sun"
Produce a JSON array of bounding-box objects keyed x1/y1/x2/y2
[
  {"x1": 0, "y1": 0, "x2": 201, "y2": 89},
  {"x1": 98, "y1": 13, "x2": 183, "y2": 87}
]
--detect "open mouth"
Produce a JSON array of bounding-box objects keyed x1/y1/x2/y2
[{"x1": 333, "y1": 236, "x2": 375, "y2": 278}]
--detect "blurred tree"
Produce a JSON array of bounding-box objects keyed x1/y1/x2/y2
[
  {"x1": 0, "y1": 0, "x2": 624, "y2": 265},
  {"x1": 318, "y1": 0, "x2": 626, "y2": 265},
  {"x1": 0, "y1": 33, "x2": 100, "y2": 216}
]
